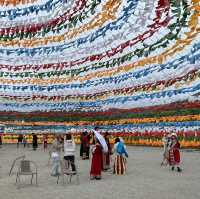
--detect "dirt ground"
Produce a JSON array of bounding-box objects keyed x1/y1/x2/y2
[{"x1": 0, "y1": 144, "x2": 199, "y2": 199}]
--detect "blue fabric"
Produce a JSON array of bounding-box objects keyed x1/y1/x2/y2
[{"x1": 116, "y1": 142, "x2": 128, "y2": 158}]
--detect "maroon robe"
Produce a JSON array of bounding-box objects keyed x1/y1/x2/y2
[
  {"x1": 169, "y1": 141, "x2": 180, "y2": 165},
  {"x1": 90, "y1": 143, "x2": 103, "y2": 177}
]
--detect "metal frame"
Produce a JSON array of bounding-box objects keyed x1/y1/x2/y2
[
  {"x1": 57, "y1": 159, "x2": 79, "y2": 185},
  {"x1": 9, "y1": 155, "x2": 25, "y2": 176},
  {"x1": 16, "y1": 160, "x2": 38, "y2": 186}
]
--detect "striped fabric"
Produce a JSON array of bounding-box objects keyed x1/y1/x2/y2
[
  {"x1": 169, "y1": 150, "x2": 175, "y2": 166},
  {"x1": 113, "y1": 154, "x2": 126, "y2": 175}
]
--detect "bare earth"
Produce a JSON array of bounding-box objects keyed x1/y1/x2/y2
[{"x1": 0, "y1": 144, "x2": 199, "y2": 199}]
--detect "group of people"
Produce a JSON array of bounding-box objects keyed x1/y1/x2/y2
[
  {"x1": 50, "y1": 133, "x2": 76, "y2": 176},
  {"x1": 49, "y1": 127, "x2": 129, "y2": 180},
  {"x1": 17, "y1": 134, "x2": 27, "y2": 148},
  {"x1": 2, "y1": 129, "x2": 183, "y2": 180},
  {"x1": 161, "y1": 132, "x2": 182, "y2": 172},
  {"x1": 89, "y1": 129, "x2": 129, "y2": 180},
  {"x1": 16, "y1": 134, "x2": 48, "y2": 151}
]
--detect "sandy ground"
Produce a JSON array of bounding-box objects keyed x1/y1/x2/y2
[{"x1": 0, "y1": 144, "x2": 200, "y2": 199}]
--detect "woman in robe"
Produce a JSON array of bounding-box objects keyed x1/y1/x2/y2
[
  {"x1": 113, "y1": 137, "x2": 128, "y2": 175},
  {"x1": 90, "y1": 136, "x2": 103, "y2": 180},
  {"x1": 168, "y1": 134, "x2": 182, "y2": 172}
]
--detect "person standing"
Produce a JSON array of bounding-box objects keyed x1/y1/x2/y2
[
  {"x1": 102, "y1": 132, "x2": 111, "y2": 170},
  {"x1": 43, "y1": 135, "x2": 48, "y2": 151},
  {"x1": 161, "y1": 132, "x2": 170, "y2": 166},
  {"x1": 51, "y1": 135, "x2": 63, "y2": 176},
  {"x1": 17, "y1": 134, "x2": 23, "y2": 148},
  {"x1": 0, "y1": 135, "x2": 2, "y2": 148},
  {"x1": 82, "y1": 131, "x2": 90, "y2": 159},
  {"x1": 22, "y1": 135, "x2": 27, "y2": 148},
  {"x1": 64, "y1": 134, "x2": 76, "y2": 173},
  {"x1": 168, "y1": 134, "x2": 182, "y2": 172},
  {"x1": 80, "y1": 132, "x2": 84, "y2": 158},
  {"x1": 32, "y1": 133, "x2": 38, "y2": 150},
  {"x1": 90, "y1": 136, "x2": 103, "y2": 180},
  {"x1": 113, "y1": 137, "x2": 128, "y2": 175}
]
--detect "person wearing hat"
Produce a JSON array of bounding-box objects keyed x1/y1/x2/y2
[{"x1": 168, "y1": 133, "x2": 182, "y2": 172}]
